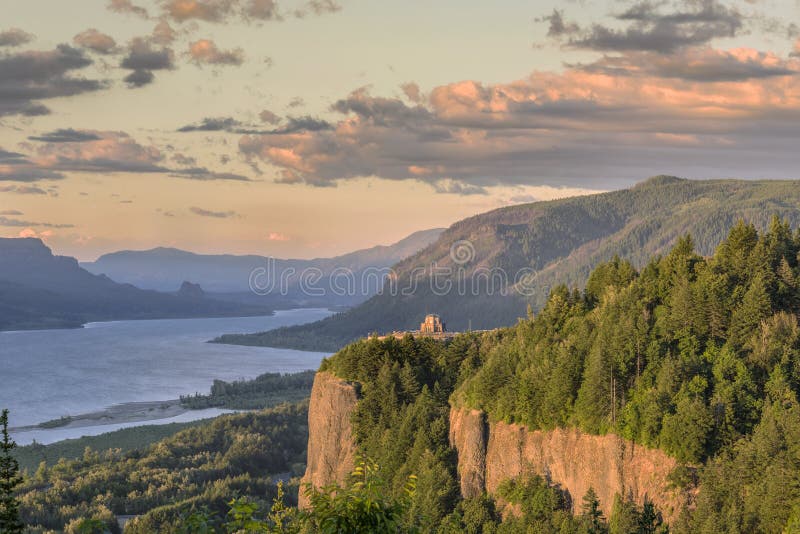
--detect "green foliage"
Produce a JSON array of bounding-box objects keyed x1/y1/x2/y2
[
  {"x1": 0, "y1": 409, "x2": 24, "y2": 534},
  {"x1": 180, "y1": 370, "x2": 315, "y2": 410},
  {"x1": 495, "y1": 475, "x2": 581, "y2": 532},
  {"x1": 13, "y1": 420, "x2": 209, "y2": 474},
  {"x1": 177, "y1": 460, "x2": 415, "y2": 533},
  {"x1": 303, "y1": 458, "x2": 417, "y2": 533},
  {"x1": 310, "y1": 217, "x2": 800, "y2": 532},
  {"x1": 16, "y1": 404, "x2": 309, "y2": 532}
]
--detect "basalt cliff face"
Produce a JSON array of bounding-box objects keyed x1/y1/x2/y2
[
  {"x1": 300, "y1": 371, "x2": 687, "y2": 521},
  {"x1": 298, "y1": 371, "x2": 360, "y2": 509},
  {"x1": 449, "y1": 406, "x2": 686, "y2": 523}
]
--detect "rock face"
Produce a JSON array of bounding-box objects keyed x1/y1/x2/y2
[
  {"x1": 298, "y1": 371, "x2": 360, "y2": 508},
  {"x1": 298, "y1": 377, "x2": 686, "y2": 522},
  {"x1": 448, "y1": 407, "x2": 488, "y2": 498},
  {"x1": 449, "y1": 406, "x2": 685, "y2": 523}
]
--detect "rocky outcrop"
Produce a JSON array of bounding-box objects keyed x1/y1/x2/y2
[
  {"x1": 449, "y1": 407, "x2": 488, "y2": 498},
  {"x1": 449, "y1": 406, "x2": 685, "y2": 523},
  {"x1": 298, "y1": 371, "x2": 360, "y2": 508}
]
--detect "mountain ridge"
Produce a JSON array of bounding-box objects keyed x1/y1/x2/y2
[
  {"x1": 0, "y1": 238, "x2": 273, "y2": 331},
  {"x1": 215, "y1": 176, "x2": 800, "y2": 351},
  {"x1": 82, "y1": 228, "x2": 445, "y2": 295}
]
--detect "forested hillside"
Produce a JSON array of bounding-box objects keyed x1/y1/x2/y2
[
  {"x1": 305, "y1": 217, "x2": 800, "y2": 532},
  {"x1": 15, "y1": 405, "x2": 309, "y2": 533},
  {"x1": 219, "y1": 177, "x2": 800, "y2": 351}
]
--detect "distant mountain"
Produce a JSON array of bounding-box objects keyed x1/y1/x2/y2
[
  {"x1": 81, "y1": 228, "x2": 445, "y2": 307},
  {"x1": 0, "y1": 238, "x2": 272, "y2": 331},
  {"x1": 214, "y1": 177, "x2": 800, "y2": 351}
]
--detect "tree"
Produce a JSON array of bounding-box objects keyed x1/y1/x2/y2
[
  {"x1": 609, "y1": 494, "x2": 639, "y2": 534},
  {"x1": 581, "y1": 487, "x2": 607, "y2": 534},
  {"x1": 0, "y1": 409, "x2": 24, "y2": 534}
]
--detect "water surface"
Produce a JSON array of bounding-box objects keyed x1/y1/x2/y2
[{"x1": 0, "y1": 309, "x2": 332, "y2": 444}]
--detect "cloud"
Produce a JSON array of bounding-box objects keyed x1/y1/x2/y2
[
  {"x1": 172, "y1": 153, "x2": 197, "y2": 165},
  {"x1": 537, "y1": 10, "x2": 580, "y2": 38},
  {"x1": 295, "y1": 0, "x2": 341, "y2": 17},
  {"x1": 28, "y1": 128, "x2": 102, "y2": 143},
  {"x1": 151, "y1": 20, "x2": 177, "y2": 45},
  {"x1": 176, "y1": 114, "x2": 326, "y2": 134},
  {"x1": 273, "y1": 116, "x2": 331, "y2": 133},
  {"x1": 545, "y1": 0, "x2": 743, "y2": 54},
  {"x1": 287, "y1": 97, "x2": 305, "y2": 108},
  {"x1": 0, "y1": 44, "x2": 104, "y2": 117},
  {"x1": 178, "y1": 116, "x2": 242, "y2": 131},
  {"x1": 0, "y1": 28, "x2": 34, "y2": 47},
  {"x1": 188, "y1": 39, "x2": 245, "y2": 66},
  {"x1": 124, "y1": 69, "x2": 155, "y2": 88},
  {"x1": 121, "y1": 37, "x2": 174, "y2": 70},
  {"x1": 401, "y1": 82, "x2": 423, "y2": 103},
  {"x1": 574, "y1": 47, "x2": 799, "y2": 82},
  {"x1": 11, "y1": 130, "x2": 251, "y2": 182},
  {"x1": 0, "y1": 210, "x2": 23, "y2": 215},
  {"x1": 237, "y1": 55, "x2": 800, "y2": 190},
  {"x1": 244, "y1": 0, "x2": 280, "y2": 20},
  {"x1": 190, "y1": 206, "x2": 237, "y2": 218},
  {"x1": 431, "y1": 179, "x2": 488, "y2": 196},
  {"x1": 0, "y1": 216, "x2": 73, "y2": 228},
  {"x1": 162, "y1": 0, "x2": 238, "y2": 22},
  {"x1": 120, "y1": 37, "x2": 174, "y2": 87},
  {"x1": 259, "y1": 109, "x2": 281, "y2": 124},
  {"x1": 31, "y1": 130, "x2": 166, "y2": 174},
  {"x1": 0, "y1": 185, "x2": 48, "y2": 195},
  {"x1": 108, "y1": 0, "x2": 150, "y2": 18},
  {"x1": 0, "y1": 146, "x2": 67, "y2": 182},
  {"x1": 170, "y1": 167, "x2": 251, "y2": 181},
  {"x1": 158, "y1": 0, "x2": 340, "y2": 23},
  {"x1": 793, "y1": 38, "x2": 800, "y2": 58},
  {"x1": 17, "y1": 228, "x2": 53, "y2": 239},
  {"x1": 267, "y1": 231, "x2": 289, "y2": 241},
  {"x1": 73, "y1": 29, "x2": 118, "y2": 54}
]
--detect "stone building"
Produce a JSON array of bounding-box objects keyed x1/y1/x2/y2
[{"x1": 420, "y1": 314, "x2": 445, "y2": 334}]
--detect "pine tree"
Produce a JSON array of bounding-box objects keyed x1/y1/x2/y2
[
  {"x1": 581, "y1": 487, "x2": 607, "y2": 534},
  {"x1": 729, "y1": 273, "x2": 773, "y2": 347},
  {"x1": 0, "y1": 409, "x2": 24, "y2": 533}
]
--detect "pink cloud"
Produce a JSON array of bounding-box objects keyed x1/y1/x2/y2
[
  {"x1": 188, "y1": 39, "x2": 244, "y2": 66},
  {"x1": 238, "y1": 44, "x2": 800, "y2": 190},
  {"x1": 267, "y1": 232, "x2": 289, "y2": 241}
]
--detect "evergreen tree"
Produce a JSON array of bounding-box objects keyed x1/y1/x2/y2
[
  {"x1": 581, "y1": 487, "x2": 607, "y2": 534},
  {"x1": 0, "y1": 409, "x2": 23, "y2": 534}
]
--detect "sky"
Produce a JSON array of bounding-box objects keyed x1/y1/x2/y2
[{"x1": 1, "y1": 0, "x2": 799, "y2": 261}]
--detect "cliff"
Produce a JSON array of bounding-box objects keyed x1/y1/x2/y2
[
  {"x1": 449, "y1": 406, "x2": 686, "y2": 523},
  {"x1": 299, "y1": 372, "x2": 687, "y2": 522},
  {"x1": 298, "y1": 371, "x2": 360, "y2": 508}
]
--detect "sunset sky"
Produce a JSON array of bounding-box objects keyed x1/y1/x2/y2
[{"x1": 1, "y1": 0, "x2": 799, "y2": 260}]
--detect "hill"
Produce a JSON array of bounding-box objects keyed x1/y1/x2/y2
[
  {"x1": 215, "y1": 176, "x2": 800, "y2": 351},
  {"x1": 81, "y1": 228, "x2": 444, "y2": 308},
  {"x1": 0, "y1": 238, "x2": 272, "y2": 331},
  {"x1": 299, "y1": 220, "x2": 800, "y2": 532}
]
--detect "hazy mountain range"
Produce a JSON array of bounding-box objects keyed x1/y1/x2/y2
[
  {"x1": 215, "y1": 176, "x2": 800, "y2": 351},
  {"x1": 0, "y1": 238, "x2": 272, "y2": 331},
  {"x1": 81, "y1": 229, "x2": 444, "y2": 309},
  {"x1": 0, "y1": 228, "x2": 444, "y2": 331}
]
